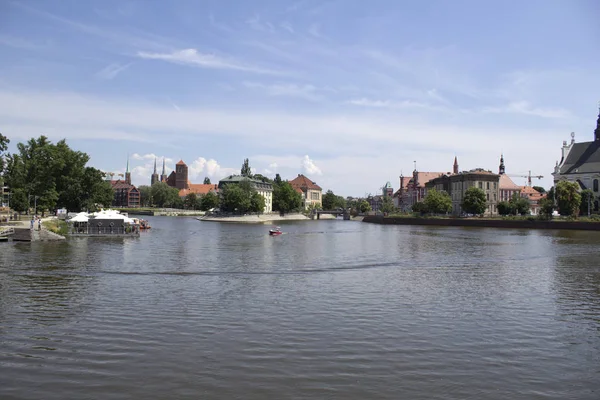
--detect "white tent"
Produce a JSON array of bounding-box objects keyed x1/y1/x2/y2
[{"x1": 69, "y1": 214, "x2": 89, "y2": 223}]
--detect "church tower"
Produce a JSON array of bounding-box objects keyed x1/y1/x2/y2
[
  {"x1": 160, "y1": 158, "x2": 168, "y2": 182},
  {"x1": 125, "y1": 155, "x2": 131, "y2": 185},
  {"x1": 453, "y1": 156, "x2": 459, "y2": 174},
  {"x1": 175, "y1": 160, "x2": 189, "y2": 190},
  {"x1": 499, "y1": 154, "x2": 505, "y2": 175},
  {"x1": 151, "y1": 157, "x2": 159, "y2": 185},
  {"x1": 595, "y1": 103, "x2": 600, "y2": 141}
]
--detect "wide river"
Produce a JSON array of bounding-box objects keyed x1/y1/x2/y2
[{"x1": 1, "y1": 217, "x2": 599, "y2": 399}]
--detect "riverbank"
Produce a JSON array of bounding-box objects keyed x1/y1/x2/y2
[
  {"x1": 199, "y1": 213, "x2": 314, "y2": 223},
  {"x1": 363, "y1": 215, "x2": 600, "y2": 231}
]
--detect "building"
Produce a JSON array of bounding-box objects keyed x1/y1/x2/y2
[
  {"x1": 160, "y1": 158, "x2": 168, "y2": 183},
  {"x1": 157, "y1": 159, "x2": 219, "y2": 198},
  {"x1": 110, "y1": 158, "x2": 140, "y2": 208},
  {"x1": 218, "y1": 175, "x2": 273, "y2": 213},
  {"x1": 382, "y1": 182, "x2": 393, "y2": 197},
  {"x1": 552, "y1": 108, "x2": 600, "y2": 213},
  {"x1": 151, "y1": 158, "x2": 159, "y2": 186},
  {"x1": 427, "y1": 168, "x2": 500, "y2": 216},
  {"x1": 178, "y1": 184, "x2": 219, "y2": 199},
  {"x1": 288, "y1": 174, "x2": 323, "y2": 209},
  {"x1": 498, "y1": 155, "x2": 522, "y2": 202},
  {"x1": 520, "y1": 186, "x2": 545, "y2": 215}
]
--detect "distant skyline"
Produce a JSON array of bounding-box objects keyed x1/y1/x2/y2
[{"x1": 1, "y1": 0, "x2": 599, "y2": 196}]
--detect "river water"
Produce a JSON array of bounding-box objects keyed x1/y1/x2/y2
[{"x1": 1, "y1": 217, "x2": 599, "y2": 399}]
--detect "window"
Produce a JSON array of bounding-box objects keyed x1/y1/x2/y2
[
  {"x1": 486, "y1": 193, "x2": 489, "y2": 201},
  {"x1": 478, "y1": 182, "x2": 483, "y2": 189},
  {"x1": 486, "y1": 182, "x2": 490, "y2": 190},
  {"x1": 494, "y1": 182, "x2": 497, "y2": 189},
  {"x1": 595, "y1": 201, "x2": 599, "y2": 212},
  {"x1": 494, "y1": 194, "x2": 497, "y2": 201},
  {"x1": 594, "y1": 179, "x2": 599, "y2": 192}
]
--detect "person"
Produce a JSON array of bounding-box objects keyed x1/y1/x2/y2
[
  {"x1": 30, "y1": 216, "x2": 34, "y2": 230},
  {"x1": 38, "y1": 218, "x2": 42, "y2": 231}
]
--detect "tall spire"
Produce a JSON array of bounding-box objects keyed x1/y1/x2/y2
[
  {"x1": 499, "y1": 154, "x2": 505, "y2": 175},
  {"x1": 153, "y1": 157, "x2": 157, "y2": 174},
  {"x1": 162, "y1": 157, "x2": 166, "y2": 175},
  {"x1": 595, "y1": 101, "x2": 600, "y2": 141},
  {"x1": 453, "y1": 156, "x2": 458, "y2": 174},
  {"x1": 126, "y1": 154, "x2": 129, "y2": 173}
]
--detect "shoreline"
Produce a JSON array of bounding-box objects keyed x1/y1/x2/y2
[
  {"x1": 199, "y1": 213, "x2": 342, "y2": 223},
  {"x1": 362, "y1": 215, "x2": 600, "y2": 231}
]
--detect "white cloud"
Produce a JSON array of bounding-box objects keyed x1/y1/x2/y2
[
  {"x1": 481, "y1": 101, "x2": 571, "y2": 119},
  {"x1": 187, "y1": 157, "x2": 237, "y2": 181},
  {"x1": 301, "y1": 155, "x2": 322, "y2": 175},
  {"x1": 243, "y1": 81, "x2": 322, "y2": 101},
  {"x1": 137, "y1": 48, "x2": 280, "y2": 75},
  {"x1": 264, "y1": 162, "x2": 278, "y2": 176},
  {"x1": 95, "y1": 62, "x2": 131, "y2": 80},
  {"x1": 280, "y1": 21, "x2": 294, "y2": 33}
]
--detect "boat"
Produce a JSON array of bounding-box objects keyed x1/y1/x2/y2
[
  {"x1": 269, "y1": 227, "x2": 282, "y2": 236},
  {"x1": 139, "y1": 219, "x2": 151, "y2": 230}
]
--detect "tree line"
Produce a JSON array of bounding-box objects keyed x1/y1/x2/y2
[{"x1": 0, "y1": 134, "x2": 114, "y2": 215}]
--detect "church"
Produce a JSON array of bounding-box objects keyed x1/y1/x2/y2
[
  {"x1": 151, "y1": 158, "x2": 218, "y2": 198},
  {"x1": 552, "y1": 107, "x2": 600, "y2": 213}
]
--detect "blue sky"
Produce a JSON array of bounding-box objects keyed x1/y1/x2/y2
[{"x1": 1, "y1": 0, "x2": 599, "y2": 196}]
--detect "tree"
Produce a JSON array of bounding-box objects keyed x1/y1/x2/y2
[
  {"x1": 220, "y1": 184, "x2": 251, "y2": 213},
  {"x1": 510, "y1": 193, "x2": 530, "y2": 215},
  {"x1": 9, "y1": 188, "x2": 28, "y2": 212},
  {"x1": 412, "y1": 201, "x2": 426, "y2": 214},
  {"x1": 579, "y1": 189, "x2": 594, "y2": 216},
  {"x1": 274, "y1": 173, "x2": 283, "y2": 185},
  {"x1": 150, "y1": 182, "x2": 179, "y2": 208},
  {"x1": 555, "y1": 180, "x2": 581, "y2": 217},
  {"x1": 253, "y1": 174, "x2": 273, "y2": 183},
  {"x1": 380, "y1": 195, "x2": 395, "y2": 213},
  {"x1": 203, "y1": 177, "x2": 211, "y2": 185},
  {"x1": 240, "y1": 158, "x2": 251, "y2": 177},
  {"x1": 497, "y1": 201, "x2": 511, "y2": 216},
  {"x1": 533, "y1": 186, "x2": 546, "y2": 194},
  {"x1": 461, "y1": 187, "x2": 487, "y2": 215},
  {"x1": 0, "y1": 132, "x2": 8, "y2": 183},
  {"x1": 250, "y1": 192, "x2": 266, "y2": 213},
  {"x1": 359, "y1": 200, "x2": 371, "y2": 213},
  {"x1": 539, "y1": 197, "x2": 554, "y2": 219},
  {"x1": 200, "y1": 191, "x2": 220, "y2": 211},
  {"x1": 322, "y1": 190, "x2": 337, "y2": 210},
  {"x1": 423, "y1": 189, "x2": 452, "y2": 214},
  {"x1": 273, "y1": 181, "x2": 302, "y2": 215},
  {"x1": 335, "y1": 195, "x2": 347, "y2": 209},
  {"x1": 138, "y1": 185, "x2": 153, "y2": 207},
  {"x1": 184, "y1": 193, "x2": 198, "y2": 210}
]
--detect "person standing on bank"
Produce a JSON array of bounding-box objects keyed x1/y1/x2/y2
[
  {"x1": 30, "y1": 216, "x2": 34, "y2": 230},
  {"x1": 38, "y1": 218, "x2": 41, "y2": 231}
]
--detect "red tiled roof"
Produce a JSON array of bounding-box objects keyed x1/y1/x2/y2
[
  {"x1": 405, "y1": 172, "x2": 445, "y2": 188},
  {"x1": 289, "y1": 174, "x2": 322, "y2": 191},
  {"x1": 499, "y1": 175, "x2": 520, "y2": 190},
  {"x1": 178, "y1": 184, "x2": 218, "y2": 197},
  {"x1": 520, "y1": 186, "x2": 545, "y2": 202},
  {"x1": 110, "y1": 180, "x2": 137, "y2": 190},
  {"x1": 176, "y1": 160, "x2": 186, "y2": 166}
]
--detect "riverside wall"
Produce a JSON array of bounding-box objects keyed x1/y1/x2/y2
[{"x1": 362, "y1": 216, "x2": 600, "y2": 231}]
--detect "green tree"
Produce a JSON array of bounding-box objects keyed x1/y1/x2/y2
[
  {"x1": 203, "y1": 177, "x2": 211, "y2": 184},
  {"x1": 322, "y1": 190, "x2": 337, "y2": 210},
  {"x1": 533, "y1": 186, "x2": 546, "y2": 194},
  {"x1": 250, "y1": 192, "x2": 266, "y2": 213},
  {"x1": 423, "y1": 189, "x2": 452, "y2": 214},
  {"x1": 497, "y1": 201, "x2": 511, "y2": 216},
  {"x1": 510, "y1": 193, "x2": 530, "y2": 215},
  {"x1": 538, "y1": 197, "x2": 554, "y2": 219},
  {"x1": 253, "y1": 174, "x2": 272, "y2": 183},
  {"x1": 461, "y1": 187, "x2": 487, "y2": 215},
  {"x1": 555, "y1": 180, "x2": 581, "y2": 217},
  {"x1": 240, "y1": 158, "x2": 251, "y2": 177},
  {"x1": 0, "y1": 132, "x2": 8, "y2": 183},
  {"x1": 335, "y1": 195, "x2": 347, "y2": 209},
  {"x1": 274, "y1": 173, "x2": 283, "y2": 185},
  {"x1": 359, "y1": 200, "x2": 371, "y2": 213},
  {"x1": 380, "y1": 195, "x2": 395, "y2": 213},
  {"x1": 8, "y1": 188, "x2": 28, "y2": 212},
  {"x1": 150, "y1": 182, "x2": 172, "y2": 207},
  {"x1": 200, "y1": 191, "x2": 220, "y2": 211},
  {"x1": 412, "y1": 201, "x2": 427, "y2": 214},
  {"x1": 220, "y1": 184, "x2": 251, "y2": 213},
  {"x1": 184, "y1": 192, "x2": 198, "y2": 210},
  {"x1": 81, "y1": 167, "x2": 114, "y2": 211},
  {"x1": 138, "y1": 185, "x2": 153, "y2": 207},
  {"x1": 579, "y1": 189, "x2": 594, "y2": 216},
  {"x1": 273, "y1": 181, "x2": 302, "y2": 215}
]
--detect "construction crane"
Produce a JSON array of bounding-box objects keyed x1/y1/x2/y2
[{"x1": 507, "y1": 171, "x2": 543, "y2": 187}]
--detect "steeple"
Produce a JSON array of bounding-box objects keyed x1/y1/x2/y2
[
  {"x1": 595, "y1": 101, "x2": 600, "y2": 141},
  {"x1": 151, "y1": 157, "x2": 159, "y2": 185},
  {"x1": 153, "y1": 157, "x2": 157, "y2": 174},
  {"x1": 453, "y1": 156, "x2": 458, "y2": 174},
  {"x1": 125, "y1": 154, "x2": 131, "y2": 185},
  {"x1": 162, "y1": 158, "x2": 166, "y2": 175},
  {"x1": 499, "y1": 154, "x2": 505, "y2": 175}
]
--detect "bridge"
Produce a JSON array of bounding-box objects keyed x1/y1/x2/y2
[{"x1": 311, "y1": 209, "x2": 351, "y2": 220}]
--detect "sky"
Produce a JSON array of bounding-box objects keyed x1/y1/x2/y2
[{"x1": 1, "y1": 0, "x2": 599, "y2": 196}]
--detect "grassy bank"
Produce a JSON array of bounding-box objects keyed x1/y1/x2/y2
[{"x1": 43, "y1": 219, "x2": 68, "y2": 235}]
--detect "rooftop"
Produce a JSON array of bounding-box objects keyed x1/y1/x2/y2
[{"x1": 289, "y1": 174, "x2": 322, "y2": 191}]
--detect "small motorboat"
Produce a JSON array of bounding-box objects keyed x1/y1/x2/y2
[
  {"x1": 269, "y1": 227, "x2": 282, "y2": 236},
  {"x1": 139, "y1": 219, "x2": 151, "y2": 230}
]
